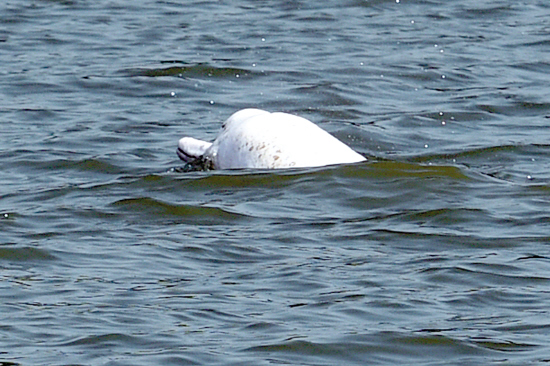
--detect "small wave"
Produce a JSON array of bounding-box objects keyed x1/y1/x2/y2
[
  {"x1": 0, "y1": 246, "x2": 57, "y2": 261},
  {"x1": 365, "y1": 160, "x2": 470, "y2": 180},
  {"x1": 124, "y1": 62, "x2": 260, "y2": 80},
  {"x1": 112, "y1": 197, "x2": 246, "y2": 224},
  {"x1": 244, "y1": 332, "x2": 488, "y2": 361}
]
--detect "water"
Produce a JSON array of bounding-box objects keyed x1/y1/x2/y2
[{"x1": 1, "y1": 0, "x2": 550, "y2": 365}]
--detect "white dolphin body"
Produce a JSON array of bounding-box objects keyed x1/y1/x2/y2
[{"x1": 177, "y1": 108, "x2": 366, "y2": 170}]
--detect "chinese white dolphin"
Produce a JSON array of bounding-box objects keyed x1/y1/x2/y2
[{"x1": 177, "y1": 108, "x2": 365, "y2": 170}]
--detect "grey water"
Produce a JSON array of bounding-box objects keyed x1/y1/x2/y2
[{"x1": 1, "y1": 0, "x2": 550, "y2": 365}]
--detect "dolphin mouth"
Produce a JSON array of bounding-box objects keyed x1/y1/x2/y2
[
  {"x1": 177, "y1": 146, "x2": 195, "y2": 162},
  {"x1": 176, "y1": 148, "x2": 213, "y2": 172}
]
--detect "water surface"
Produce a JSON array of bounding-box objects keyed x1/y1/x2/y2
[{"x1": 1, "y1": 1, "x2": 550, "y2": 365}]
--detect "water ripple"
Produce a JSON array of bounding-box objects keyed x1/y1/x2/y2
[{"x1": 112, "y1": 196, "x2": 247, "y2": 224}]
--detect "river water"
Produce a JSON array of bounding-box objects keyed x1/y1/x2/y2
[{"x1": 1, "y1": 1, "x2": 550, "y2": 365}]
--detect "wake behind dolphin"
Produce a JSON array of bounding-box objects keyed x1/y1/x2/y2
[{"x1": 177, "y1": 108, "x2": 366, "y2": 170}]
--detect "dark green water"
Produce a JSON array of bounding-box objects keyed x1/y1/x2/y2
[{"x1": 1, "y1": 1, "x2": 550, "y2": 365}]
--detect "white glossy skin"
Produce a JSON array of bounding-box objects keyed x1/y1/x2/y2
[{"x1": 177, "y1": 109, "x2": 366, "y2": 169}]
